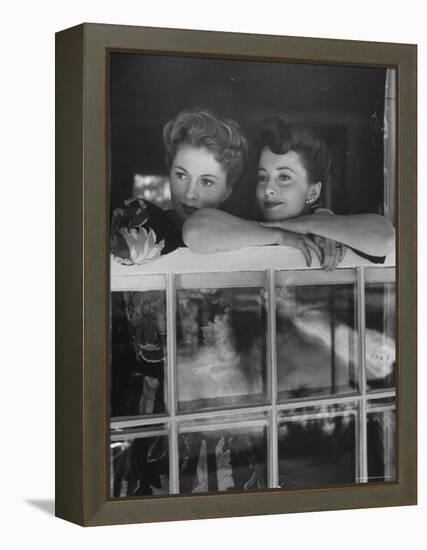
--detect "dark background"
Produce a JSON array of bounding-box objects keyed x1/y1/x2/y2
[{"x1": 110, "y1": 53, "x2": 386, "y2": 219}]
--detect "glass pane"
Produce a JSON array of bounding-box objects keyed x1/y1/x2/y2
[
  {"x1": 110, "y1": 427, "x2": 169, "y2": 497},
  {"x1": 276, "y1": 284, "x2": 358, "y2": 400},
  {"x1": 278, "y1": 404, "x2": 356, "y2": 489},
  {"x1": 111, "y1": 291, "x2": 167, "y2": 417},
  {"x1": 365, "y1": 282, "x2": 395, "y2": 391},
  {"x1": 367, "y1": 398, "x2": 396, "y2": 482},
  {"x1": 178, "y1": 420, "x2": 268, "y2": 494},
  {"x1": 176, "y1": 287, "x2": 267, "y2": 411}
]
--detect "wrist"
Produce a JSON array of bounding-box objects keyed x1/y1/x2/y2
[{"x1": 299, "y1": 217, "x2": 312, "y2": 235}]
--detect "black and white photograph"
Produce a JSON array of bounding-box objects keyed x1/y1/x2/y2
[
  {"x1": 109, "y1": 52, "x2": 396, "y2": 498},
  {"x1": 4, "y1": 0, "x2": 422, "y2": 541}
]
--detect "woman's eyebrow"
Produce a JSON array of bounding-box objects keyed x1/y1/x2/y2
[
  {"x1": 200, "y1": 173, "x2": 218, "y2": 180},
  {"x1": 173, "y1": 165, "x2": 188, "y2": 172},
  {"x1": 275, "y1": 166, "x2": 297, "y2": 173}
]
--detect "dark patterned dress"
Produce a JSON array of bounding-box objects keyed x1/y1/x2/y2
[{"x1": 111, "y1": 197, "x2": 183, "y2": 418}]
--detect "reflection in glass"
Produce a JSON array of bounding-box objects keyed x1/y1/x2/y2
[
  {"x1": 110, "y1": 430, "x2": 169, "y2": 497},
  {"x1": 367, "y1": 399, "x2": 396, "y2": 482},
  {"x1": 365, "y1": 282, "x2": 395, "y2": 390},
  {"x1": 133, "y1": 173, "x2": 172, "y2": 209},
  {"x1": 111, "y1": 291, "x2": 167, "y2": 417},
  {"x1": 276, "y1": 284, "x2": 358, "y2": 400},
  {"x1": 178, "y1": 423, "x2": 267, "y2": 494},
  {"x1": 278, "y1": 404, "x2": 356, "y2": 489},
  {"x1": 176, "y1": 287, "x2": 267, "y2": 411}
]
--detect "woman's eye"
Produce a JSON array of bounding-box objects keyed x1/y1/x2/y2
[
  {"x1": 257, "y1": 174, "x2": 268, "y2": 185},
  {"x1": 201, "y1": 178, "x2": 214, "y2": 187},
  {"x1": 278, "y1": 173, "x2": 291, "y2": 182},
  {"x1": 175, "y1": 171, "x2": 187, "y2": 181}
]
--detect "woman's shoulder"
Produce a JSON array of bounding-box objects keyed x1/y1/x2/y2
[{"x1": 311, "y1": 205, "x2": 334, "y2": 215}]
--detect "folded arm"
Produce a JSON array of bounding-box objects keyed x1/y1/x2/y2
[
  {"x1": 183, "y1": 208, "x2": 323, "y2": 267},
  {"x1": 262, "y1": 213, "x2": 395, "y2": 257},
  {"x1": 183, "y1": 208, "x2": 281, "y2": 253}
]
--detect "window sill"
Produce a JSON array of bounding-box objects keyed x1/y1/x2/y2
[{"x1": 111, "y1": 245, "x2": 395, "y2": 278}]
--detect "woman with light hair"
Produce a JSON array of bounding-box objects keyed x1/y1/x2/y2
[{"x1": 111, "y1": 107, "x2": 248, "y2": 264}]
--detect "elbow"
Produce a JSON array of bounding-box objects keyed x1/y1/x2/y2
[
  {"x1": 367, "y1": 216, "x2": 395, "y2": 256},
  {"x1": 182, "y1": 216, "x2": 200, "y2": 251},
  {"x1": 381, "y1": 218, "x2": 396, "y2": 256}
]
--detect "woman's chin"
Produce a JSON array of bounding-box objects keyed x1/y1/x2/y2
[{"x1": 262, "y1": 209, "x2": 287, "y2": 221}]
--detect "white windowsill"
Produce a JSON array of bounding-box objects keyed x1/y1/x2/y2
[{"x1": 111, "y1": 245, "x2": 395, "y2": 277}]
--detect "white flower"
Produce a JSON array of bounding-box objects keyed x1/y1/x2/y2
[{"x1": 119, "y1": 227, "x2": 165, "y2": 264}]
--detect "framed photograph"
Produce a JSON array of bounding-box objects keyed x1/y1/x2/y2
[{"x1": 55, "y1": 23, "x2": 417, "y2": 526}]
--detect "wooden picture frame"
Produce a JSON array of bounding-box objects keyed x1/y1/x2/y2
[{"x1": 55, "y1": 23, "x2": 417, "y2": 526}]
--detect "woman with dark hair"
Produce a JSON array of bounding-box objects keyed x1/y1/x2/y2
[{"x1": 183, "y1": 116, "x2": 395, "y2": 270}]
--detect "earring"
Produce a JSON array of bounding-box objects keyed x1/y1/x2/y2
[{"x1": 305, "y1": 197, "x2": 316, "y2": 205}]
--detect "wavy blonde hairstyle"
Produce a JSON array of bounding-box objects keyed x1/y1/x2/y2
[{"x1": 163, "y1": 108, "x2": 248, "y2": 187}]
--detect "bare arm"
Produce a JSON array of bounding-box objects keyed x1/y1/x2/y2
[
  {"x1": 183, "y1": 208, "x2": 282, "y2": 253},
  {"x1": 262, "y1": 213, "x2": 395, "y2": 257},
  {"x1": 183, "y1": 208, "x2": 322, "y2": 266}
]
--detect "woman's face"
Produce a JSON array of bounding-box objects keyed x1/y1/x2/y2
[
  {"x1": 170, "y1": 144, "x2": 230, "y2": 222},
  {"x1": 256, "y1": 147, "x2": 319, "y2": 221}
]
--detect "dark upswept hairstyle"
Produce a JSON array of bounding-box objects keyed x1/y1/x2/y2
[
  {"x1": 256, "y1": 116, "x2": 331, "y2": 184},
  {"x1": 163, "y1": 108, "x2": 248, "y2": 187}
]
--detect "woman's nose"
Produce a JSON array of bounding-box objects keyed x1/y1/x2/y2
[
  {"x1": 186, "y1": 180, "x2": 199, "y2": 201},
  {"x1": 265, "y1": 183, "x2": 276, "y2": 197}
]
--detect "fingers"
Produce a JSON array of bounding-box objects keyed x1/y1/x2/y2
[
  {"x1": 300, "y1": 241, "x2": 312, "y2": 267},
  {"x1": 321, "y1": 241, "x2": 333, "y2": 270},
  {"x1": 322, "y1": 240, "x2": 339, "y2": 271},
  {"x1": 304, "y1": 236, "x2": 323, "y2": 265},
  {"x1": 329, "y1": 246, "x2": 340, "y2": 271},
  {"x1": 337, "y1": 244, "x2": 347, "y2": 264},
  {"x1": 306, "y1": 236, "x2": 347, "y2": 271},
  {"x1": 313, "y1": 235, "x2": 325, "y2": 248},
  {"x1": 294, "y1": 238, "x2": 312, "y2": 267}
]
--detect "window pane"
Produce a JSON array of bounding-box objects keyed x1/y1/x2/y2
[
  {"x1": 365, "y1": 282, "x2": 395, "y2": 391},
  {"x1": 110, "y1": 426, "x2": 169, "y2": 497},
  {"x1": 111, "y1": 291, "x2": 167, "y2": 417},
  {"x1": 278, "y1": 404, "x2": 356, "y2": 489},
  {"x1": 178, "y1": 420, "x2": 268, "y2": 494},
  {"x1": 276, "y1": 284, "x2": 358, "y2": 400},
  {"x1": 367, "y1": 398, "x2": 396, "y2": 482},
  {"x1": 176, "y1": 287, "x2": 267, "y2": 411}
]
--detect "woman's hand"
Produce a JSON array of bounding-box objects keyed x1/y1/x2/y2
[
  {"x1": 263, "y1": 213, "x2": 395, "y2": 258},
  {"x1": 275, "y1": 229, "x2": 323, "y2": 267},
  {"x1": 274, "y1": 229, "x2": 346, "y2": 270},
  {"x1": 312, "y1": 235, "x2": 347, "y2": 271},
  {"x1": 263, "y1": 219, "x2": 347, "y2": 270}
]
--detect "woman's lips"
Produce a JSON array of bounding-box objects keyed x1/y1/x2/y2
[
  {"x1": 181, "y1": 204, "x2": 198, "y2": 216},
  {"x1": 263, "y1": 200, "x2": 285, "y2": 210}
]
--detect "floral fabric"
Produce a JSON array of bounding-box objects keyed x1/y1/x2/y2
[{"x1": 111, "y1": 197, "x2": 184, "y2": 265}]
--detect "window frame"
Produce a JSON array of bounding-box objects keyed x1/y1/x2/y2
[
  {"x1": 55, "y1": 23, "x2": 417, "y2": 526},
  {"x1": 110, "y1": 260, "x2": 396, "y2": 494}
]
